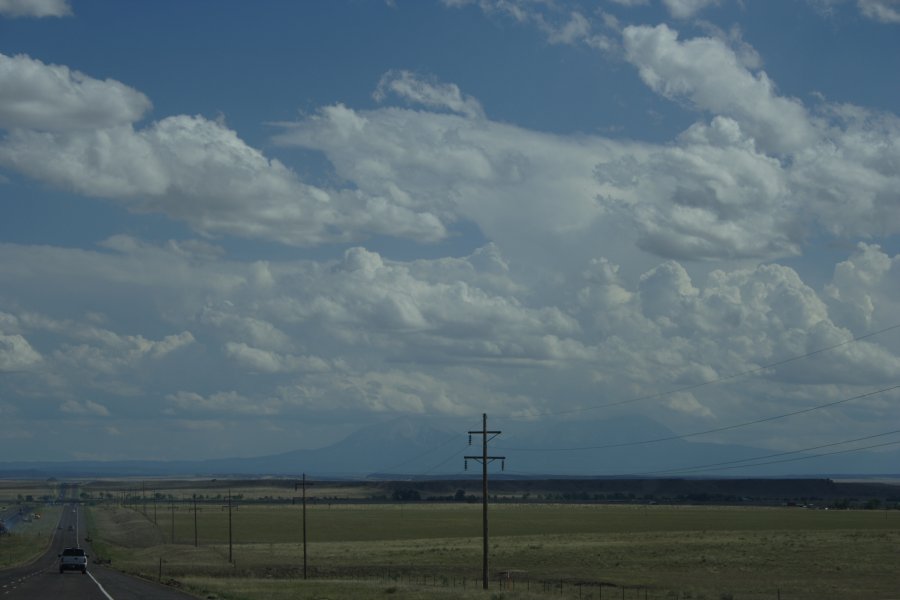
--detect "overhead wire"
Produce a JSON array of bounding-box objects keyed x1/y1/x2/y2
[
  {"x1": 377, "y1": 433, "x2": 466, "y2": 474},
  {"x1": 626, "y1": 427, "x2": 900, "y2": 476},
  {"x1": 520, "y1": 321, "x2": 900, "y2": 419},
  {"x1": 339, "y1": 323, "x2": 900, "y2": 480},
  {"x1": 496, "y1": 384, "x2": 900, "y2": 452},
  {"x1": 648, "y1": 439, "x2": 900, "y2": 476}
]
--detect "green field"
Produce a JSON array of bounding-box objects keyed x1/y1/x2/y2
[
  {"x1": 86, "y1": 499, "x2": 900, "y2": 600},
  {"x1": 0, "y1": 480, "x2": 63, "y2": 570}
]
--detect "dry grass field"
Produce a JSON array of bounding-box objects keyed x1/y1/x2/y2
[{"x1": 85, "y1": 497, "x2": 900, "y2": 600}]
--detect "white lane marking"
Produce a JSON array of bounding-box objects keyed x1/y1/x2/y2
[{"x1": 88, "y1": 572, "x2": 115, "y2": 600}]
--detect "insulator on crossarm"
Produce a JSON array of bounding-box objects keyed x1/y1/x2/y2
[
  {"x1": 464, "y1": 459, "x2": 468, "y2": 471},
  {"x1": 468, "y1": 434, "x2": 472, "y2": 445},
  {"x1": 501, "y1": 460, "x2": 505, "y2": 471}
]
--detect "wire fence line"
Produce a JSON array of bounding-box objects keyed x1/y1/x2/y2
[{"x1": 211, "y1": 564, "x2": 782, "y2": 600}]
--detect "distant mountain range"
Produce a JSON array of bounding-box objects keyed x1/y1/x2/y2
[{"x1": 1, "y1": 415, "x2": 898, "y2": 479}]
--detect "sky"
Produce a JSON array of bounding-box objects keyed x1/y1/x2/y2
[{"x1": 1, "y1": 0, "x2": 899, "y2": 471}]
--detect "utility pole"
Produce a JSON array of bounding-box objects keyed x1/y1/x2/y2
[
  {"x1": 227, "y1": 490, "x2": 233, "y2": 563},
  {"x1": 295, "y1": 474, "x2": 314, "y2": 579},
  {"x1": 465, "y1": 413, "x2": 505, "y2": 590},
  {"x1": 192, "y1": 494, "x2": 198, "y2": 548}
]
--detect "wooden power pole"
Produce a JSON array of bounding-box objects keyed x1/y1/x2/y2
[
  {"x1": 465, "y1": 413, "x2": 505, "y2": 590},
  {"x1": 295, "y1": 474, "x2": 314, "y2": 579}
]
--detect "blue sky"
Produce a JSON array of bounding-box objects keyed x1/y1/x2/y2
[{"x1": 1, "y1": 0, "x2": 899, "y2": 473}]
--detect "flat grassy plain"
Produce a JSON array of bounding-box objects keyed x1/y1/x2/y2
[
  {"x1": 86, "y1": 500, "x2": 900, "y2": 600},
  {"x1": 0, "y1": 480, "x2": 62, "y2": 569}
]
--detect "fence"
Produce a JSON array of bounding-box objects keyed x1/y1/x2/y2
[{"x1": 288, "y1": 566, "x2": 777, "y2": 599}]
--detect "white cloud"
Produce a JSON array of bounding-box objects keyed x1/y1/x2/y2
[
  {"x1": 224, "y1": 342, "x2": 330, "y2": 374},
  {"x1": 166, "y1": 390, "x2": 282, "y2": 416},
  {"x1": 374, "y1": 70, "x2": 485, "y2": 119},
  {"x1": 274, "y1": 101, "x2": 629, "y2": 271},
  {"x1": 858, "y1": 0, "x2": 900, "y2": 23},
  {"x1": 440, "y1": 1, "x2": 609, "y2": 49},
  {"x1": 0, "y1": 113, "x2": 447, "y2": 245},
  {"x1": 0, "y1": 54, "x2": 450, "y2": 247},
  {"x1": 789, "y1": 106, "x2": 900, "y2": 240},
  {"x1": 622, "y1": 24, "x2": 816, "y2": 155},
  {"x1": 0, "y1": 53, "x2": 150, "y2": 130},
  {"x1": 60, "y1": 399, "x2": 110, "y2": 416},
  {"x1": 825, "y1": 243, "x2": 900, "y2": 333},
  {"x1": 0, "y1": 332, "x2": 42, "y2": 371},
  {"x1": 666, "y1": 391, "x2": 713, "y2": 417},
  {"x1": 2, "y1": 12, "x2": 900, "y2": 459},
  {"x1": 2, "y1": 228, "x2": 899, "y2": 448},
  {"x1": 599, "y1": 116, "x2": 796, "y2": 260},
  {"x1": 662, "y1": 0, "x2": 720, "y2": 19},
  {"x1": 0, "y1": 0, "x2": 71, "y2": 18}
]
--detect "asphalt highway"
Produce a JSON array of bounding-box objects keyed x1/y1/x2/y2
[{"x1": 1, "y1": 501, "x2": 198, "y2": 600}]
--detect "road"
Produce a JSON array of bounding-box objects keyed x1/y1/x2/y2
[{"x1": 1, "y1": 501, "x2": 198, "y2": 600}]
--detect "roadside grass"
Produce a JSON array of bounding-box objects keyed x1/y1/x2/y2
[
  {"x1": 87, "y1": 503, "x2": 900, "y2": 600},
  {"x1": 177, "y1": 576, "x2": 555, "y2": 600},
  {"x1": 0, "y1": 505, "x2": 62, "y2": 569}
]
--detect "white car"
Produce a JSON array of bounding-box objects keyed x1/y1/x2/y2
[{"x1": 58, "y1": 547, "x2": 88, "y2": 574}]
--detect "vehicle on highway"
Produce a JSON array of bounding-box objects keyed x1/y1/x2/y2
[{"x1": 58, "y1": 547, "x2": 88, "y2": 574}]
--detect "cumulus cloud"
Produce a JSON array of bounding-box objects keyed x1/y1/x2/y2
[
  {"x1": 374, "y1": 70, "x2": 484, "y2": 119},
  {"x1": 622, "y1": 24, "x2": 816, "y2": 155},
  {"x1": 0, "y1": 0, "x2": 71, "y2": 18},
  {"x1": 2, "y1": 10, "x2": 900, "y2": 459},
  {"x1": 0, "y1": 113, "x2": 447, "y2": 245},
  {"x1": 2, "y1": 224, "x2": 899, "y2": 450},
  {"x1": 166, "y1": 390, "x2": 281, "y2": 416},
  {"x1": 825, "y1": 243, "x2": 900, "y2": 332},
  {"x1": 60, "y1": 399, "x2": 110, "y2": 416},
  {"x1": 592, "y1": 26, "x2": 900, "y2": 260},
  {"x1": 0, "y1": 53, "x2": 150, "y2": 130},
  {"x1": 440, "y1": 0, "x2": 610, "y2": 49},
  {"x1": 0, "y1": 332, "x2": 42, "y2": 371},
  {"x1": 274, "y1": 45, "x2": 900, "y2": 269},
  {"x1": 0, "y1": 55, "x2": 448, "y2": 246},
  {"x1": 274, "y1": 100, "x2": 628, "y2": 271},
  {"x1": 224, "y1": 342, "x2": 330, "y2": 374},
  {"x1": 662, "y1": 0, "x2": 720, "y2": 18},
  {"x1": 570, "y1": 249, "x2": 900, "y2": 417},
  {"x1": 598, "y1": 117, "x2": 796, "y2": 260}
]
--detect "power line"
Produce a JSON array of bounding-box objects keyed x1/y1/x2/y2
[
  {"x1": 420, "y1": 442, "x2": 470, "y2": 475},
  {"x1": 631, "y1": 428, "x2": 900, "y2": 476},
  {"x1": 521, "y1": 322, "x2": 900, "y2": 419},
  {"x1": 378, "y1": 433, "x2": 465, "y2": 474},
  {"x1": 497, "y1": 384, "x2": 900, "y2": 452},
  {"x1": 649, "y1": 438, "x2": 900, "y2": 476}
]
